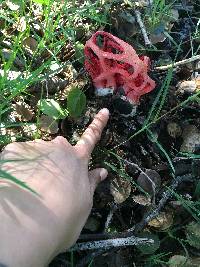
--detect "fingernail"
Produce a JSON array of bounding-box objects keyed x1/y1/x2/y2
[
  {"x1": 100, "y1": 168, "x2": 108, "y2": 181},
  {"x1": 100, "y1": 108, "x2": 109, "y2": 117}
]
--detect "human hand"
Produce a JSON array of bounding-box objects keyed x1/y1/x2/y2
[{"x1": 0, "y1": 108, "x2": 109, "y2": 267}]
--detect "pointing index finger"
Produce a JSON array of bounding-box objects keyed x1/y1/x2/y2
[{"x1": 75, "y1": 108, "x2": 109, "y2": 156}]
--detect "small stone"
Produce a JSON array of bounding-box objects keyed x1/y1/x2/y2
[
  {"x1": 0, "y1": 70, "x2": 21, "y2": 80},
  {"x1": 181, "y1": 125, "x2": 200, "y2": 153},
  {"x1": 167, "y1": 122, "x2": 182, "y2": 138},
  {"x1": 177, "y1": 80, "x2": 198, "y2": 94}
]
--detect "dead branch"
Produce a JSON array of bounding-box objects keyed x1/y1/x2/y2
[
  {"x1": 134, "y1": 174, "x2": 196, "y2": 233},
  {"x1": 71, "y1": 235, "x2": 153, "y2": 251},
  {"x1": 104, "y1": 203, "x2": 118, "y2": 232},
  {"x1": 134, "y1": 10, "x2": 152, "y2": 46},
  {"x1": 155, "y1": 55, "x2": 200, "y2": 71}
]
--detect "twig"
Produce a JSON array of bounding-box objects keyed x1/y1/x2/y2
[
  {"x1": 70, "y1": 236, "x2": 153, "y2": 251},
  {"x1": 134, "y1": 10, "x2": 152, "y2": 46},
  {"x1": 155, "y1": 55, "x2": 200, "y2": 71},
  {"x1": 104, "y1": 203, "x2": 118, "y2": 232},
  {"x1": 134, "y1": 174, "x2": 196, "y2": 233}
]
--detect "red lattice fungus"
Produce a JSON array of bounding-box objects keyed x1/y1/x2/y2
[{"x1": 84, "y1": 31, "x2": 156, "y2": 103}]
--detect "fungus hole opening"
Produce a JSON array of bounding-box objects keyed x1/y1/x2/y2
[
  {"x1": 96, "y1": 34, "x2": 104, "y2": 49},
  {"x1": 116, "y1": 61, "x2": 135, "y2": 75},
  {"x1": 85, "y1": 47, "x2": 101, "y2": 77},
  {"x1": 114, "y1": 73, "x2": 124, "y2": 87},
  {"x1": 104, "y1": 58, "x2": 117, "y2": 68},
  {"x1": 95, "y1": 33, "x2": 123, "y2": 54},
  {"x1": 133, "y1": 74, "x2": 144, "y2": 87}
]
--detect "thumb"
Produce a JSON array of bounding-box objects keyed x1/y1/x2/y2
[{"x1": 88, "y1": 168, "x2": 108, "y2": 193}]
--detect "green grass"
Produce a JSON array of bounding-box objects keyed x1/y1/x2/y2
[
  {"x1": 0, "y1": 0, "x2": 109, "y2": 142},
  {"x1": 0, "y1": 0, "x2": 110, "y2": 189}
]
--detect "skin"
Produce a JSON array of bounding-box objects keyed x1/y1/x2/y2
[{"x1": 0, "y1": 108, "x2": 109, "y2": 267}]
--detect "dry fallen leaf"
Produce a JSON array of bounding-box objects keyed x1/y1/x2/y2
[
  {"x1": 39, "y1": 115, "x2": 58, "y2": 134},
  {"x1": 148, "y1": 211, "x2": 173, "y2": 231},
  {"x1": 14, "y1": 102, "x2": 34, "y2": 121},
  {"x1": 137, "y1": 169, "x2": 161, "y2": 195},
  {"x1": 110, "y1": 176, "x2": 132, "y2": 204},
  {"x1": 23, "y1": 37, "x2": 38, "y2": 53},
  {"x1": 132, "y1": 194, "x2": 152, "y2": 206}
]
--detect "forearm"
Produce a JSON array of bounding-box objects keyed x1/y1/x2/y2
[
  {"x1": 0, "y1": 184, "x2": 59, "y2": 267},
  {"x1": 0, "y1": 180, "x2": 88, "y2": 267}
]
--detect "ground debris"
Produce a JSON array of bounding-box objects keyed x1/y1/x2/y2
[
  {"x1": 110, "y1": 176, "x2": 132, "y2": 204},
  {"x1": 180, "y1": 125, "x2": 200, "y2": 153}
]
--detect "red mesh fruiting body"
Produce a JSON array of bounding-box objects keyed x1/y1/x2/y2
[{"x1": 84, "y1": 31, "x2": 156, "y2": 103}]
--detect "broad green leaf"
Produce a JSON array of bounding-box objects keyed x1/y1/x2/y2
[
  {"x1": 67, "y1": 88, "x2": 86, "y2": 118},
  {"x1": 38, "y1": 99, "x2": 68, "y2": 120},
  {"x1": 136, "y1": 233, "x2": 160, "y2": 254}
]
